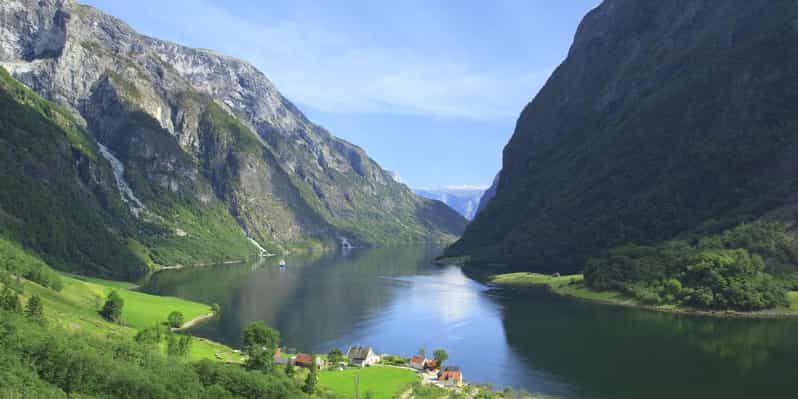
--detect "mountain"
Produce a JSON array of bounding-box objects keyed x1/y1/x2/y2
[
  {"x1": 447, "y1": 0, "x2": 798, "y2": 273},
  {"x1": 0, "y1": 0, "x2": 466, "y2": 278},
  {"x1": 475, "y1": 173, "x2": 500, "y2": 216},
  {"x1": 414, "y1": 187, "x2": 485, "y2": 220}
]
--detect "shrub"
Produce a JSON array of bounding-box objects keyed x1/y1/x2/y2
[
  {"x1": 100, "y1": 291, "x2": 125, "y2": 322},
  {"x1": 167, "y1": 311, "x2": 184, "y2": 328}
]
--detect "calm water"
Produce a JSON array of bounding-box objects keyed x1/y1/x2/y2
[{"x1": 140, "y1": 246, "x2": 798, "y2": 398}]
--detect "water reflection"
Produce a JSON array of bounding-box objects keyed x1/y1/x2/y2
[
  {"x1": 496, "y1": 292, "x2": 798, "y2": 399},
  {"x1": 140, "y1": 246, "x2": 798, "y2": 398}
]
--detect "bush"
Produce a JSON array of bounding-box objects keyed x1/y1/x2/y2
[
  {"x1": 167, "y1": 311, "x2": 184, "y2": 328},
  {"x1": 0, "y1": 310, "x2": 307, "y2": 399},
  {"x1": 100, "y1": 291, "x2": 124, "y2": 322}
]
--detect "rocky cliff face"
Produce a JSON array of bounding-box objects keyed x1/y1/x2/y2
[
  {"x1": 448, "y1": 0, "x2": 798, "y2": 273},
  {"x1": 0, "y1": 0, "x2": 465, "y2": 277}
]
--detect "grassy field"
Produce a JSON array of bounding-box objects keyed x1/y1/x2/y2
[
  {"x1": 11, "y1": 273, "x2": 241, "y2": 363},
  {"x1": 491, "y1": 272, "x2": 633, "y2": 304},
  {"x1": 83, "y1": 276, "x2": 210, "y2": 330},
  {"x1": 319, "y1": 366, "x2": 419, "y2": 399},
  {"x1": 789, "y1": 291, "x2": 798, "y2": 311}
]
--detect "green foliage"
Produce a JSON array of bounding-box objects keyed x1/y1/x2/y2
[
  {"x1": 0, "y1": 236, "x2": 63, "y2": 291},
  {"x1": 379, "y1": 354, "x2": 407, "y2": 366},
  {"x1": 448, "y1": 3, "x2": 798, "y2": 276},
  {"x1": 194, "y1": 359, "x2": 302, "y2": 399},
  {"x1": 166, "y1": 333, "x2": 192, "y2": 358},
  {"x1": 285, "y1": 360, "x2": 296, "y2": 377},
  {"x1": 134, "y1": 323, "x2": 165, "y2": 346},
  {"x1": 24, "y1": 295, "x2": 44, "y2": 323},
  {"x1": 433, "y1": 349, "x2": 448, "y2": 367},
  {"x1": 167, "y1": 311, "x2": 185, "y2": 328},
  {"x1": 0, "y1": 66, "x2": 146, "y2": 279},
  {"x1": 302, "y1": 356, "x2": 319, "y2": 394},
  {"x1": 0, "y1": 287, "x2": 22, "y2": 314},
  {"x1": 327, "y1": 348, "x2": 344, "y2": 364},
  {"x1": 585, "y1": 222, "x2": 793, "y2": 310},
  {"x1": 243, "y1": 321, "x2": 280, "y2": 372},
  {"x1": 100, "y1": 290, "x2": 125, "y2": 322},
  {"x1": 0, "y1": 311, "x2": 307, "y2": 398}
]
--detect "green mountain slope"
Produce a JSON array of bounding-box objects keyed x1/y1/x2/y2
[
  {"x1": 447, "y1": 0, "x2": 798, "y2": 274},
  {"x1": 0, "y1": 0, "x2": 466, "y2": 279}
]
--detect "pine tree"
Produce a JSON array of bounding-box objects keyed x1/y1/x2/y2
[{"x1": 24, "y1": 294, "x2": 44, "y2": 324}]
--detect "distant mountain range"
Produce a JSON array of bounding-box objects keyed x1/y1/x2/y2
[{"x1": 414, "y1": 187, "x2": 487, "y2": 220}]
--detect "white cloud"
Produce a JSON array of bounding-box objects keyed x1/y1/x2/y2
[{"x1": 131, "y1": 0, "x2": 552, "y2": 121}]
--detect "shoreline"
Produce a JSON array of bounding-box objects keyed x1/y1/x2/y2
[
  {"x1": 172, "y1": 312, "x2": 216, "y2": 332},
  {"x1": 460, "y1": 267, "x2": 798, "y2": 319}
]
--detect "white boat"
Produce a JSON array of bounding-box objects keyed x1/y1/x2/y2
[{"x1": 279, "y1": 259, "x2": 287, "y2": 267}]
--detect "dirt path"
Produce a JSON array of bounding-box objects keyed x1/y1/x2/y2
[{"x1": 172, "y1": 312, "x2": 215, "y2": 332}]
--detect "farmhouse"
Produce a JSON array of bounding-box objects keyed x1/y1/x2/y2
[
  {"x1": 409, "y1": 355, "x2": 427, "y2": 370},
  {"x1": 438, "y1": 366, "x2": 463, "y2": 387},
  {"x1": 347, "y1": 346, "x2": 380, "y2": 367},
  {"x1": 294, "y1": 353, "x2": 326, "y2": 369}
]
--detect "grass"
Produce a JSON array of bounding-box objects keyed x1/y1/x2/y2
[
  {"x1": 491, "y1": 272, "x2": 798, "y2": 315},
  {"x1": 319, "y1": 366, "x2": 419, "y2": 399},
  {"x1": 789, "y1": 291, "x2": 798, "y2": 311},
  {"x1": 83, "y1": 276, "x2": 210, "y2": 330},
  {"x1": 8, "y1": 272, "x2": 240, "y2": 363},
  {"x1": 490, "y1": 272, "x2": 644, "y2": 305}
]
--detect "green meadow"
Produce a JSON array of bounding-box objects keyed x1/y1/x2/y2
[
  {"x1": 11, "y1": 272, "x2": 239, "y2": 363},
  {"x1": 319, "y1": 366, "x2": 419, "y2": 399}
]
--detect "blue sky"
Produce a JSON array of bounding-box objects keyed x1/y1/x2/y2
[{"x1": 82, "y1": 0, "x2": 600, "y2": 189}]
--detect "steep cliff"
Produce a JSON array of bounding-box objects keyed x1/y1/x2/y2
[
  {"x1": 0, "y1": 0, "x2": 465, "y2": 277},
  {"x1": 448, "y1": 0, "x2": 798, "y2": 273}
]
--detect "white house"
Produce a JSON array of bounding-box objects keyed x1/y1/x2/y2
[
  {"x1": 346, "y1": 346, "x2": 380, "y2": 367},
  {"x1": 409, "y1": 356, "x2": 427, "y2": 370}
]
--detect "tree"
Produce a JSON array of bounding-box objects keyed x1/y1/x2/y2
[
  {"x1": 433, "y1": 349, "x2": 448, "y2": 367},
  {"x1": 167, "y1": 311, "x2": 185, "y2": 328},
  {"x1": 166, "y1": 333, "x2": 192, "y2": 357},
  {"x1": 100, "y1": 290, "x2": 124, "y2": 322},
  {"x1": 243, "y1": 321, "x2": 280, "y2": 371},
  {"x1": 135, "y1": 323, "x2": 164, "y2": 346},
  {"x1": 327, "y1": 348, "x2": 344, "y2": 364},
  {"x1": 302, "y1": 355, "x2": 318, "y2": 394},
  {"x1": 24, "y1": 294, "x2": 44, "y2": 324},
  {"x1": 285, "y1": 360, "x2": 295, "y2": 377},
  {"x1": 0, "y1": 287, "x2": 22, "y2": 313}
]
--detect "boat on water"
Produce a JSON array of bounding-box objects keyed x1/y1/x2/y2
[{"x1": 279, "y1": 259, "x2": 287, "y2": 267}]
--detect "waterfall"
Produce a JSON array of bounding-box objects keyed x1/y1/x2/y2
[{"x1": 98, "y1": 143, "x2": 146, "y2": 216}]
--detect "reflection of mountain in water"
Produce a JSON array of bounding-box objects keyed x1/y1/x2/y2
[
  {"x1": 141, "y1": 246, "x2": 436, "y2": 349},
  {"x1": 494, "y1": 292, "x2": 798, "y2": 399}
]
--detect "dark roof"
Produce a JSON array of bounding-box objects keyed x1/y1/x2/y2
[
  {"x1": 442, "y1": 366, "x2": 460, "y2": 372},
  {"x1": 347, "y1": 346, "x2": 373, "y2": 360}
]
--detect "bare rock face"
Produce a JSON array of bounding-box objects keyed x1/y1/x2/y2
[{"x1": 0, "y1": 0, "x2": 466, "y2": 273}]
